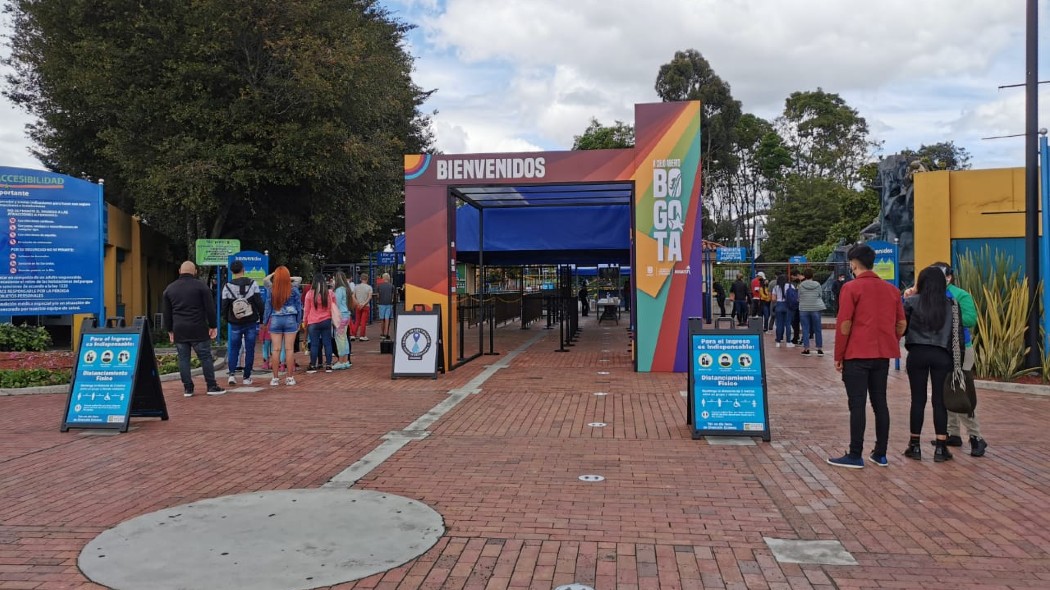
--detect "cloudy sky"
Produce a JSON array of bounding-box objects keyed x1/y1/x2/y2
[{"x1": 2, "y1": 0, "x2": 1049, "y2": 169}]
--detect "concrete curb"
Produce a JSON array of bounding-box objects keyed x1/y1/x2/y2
[
  {"x1": 975, "y1": 379, "x2": 1050, "y2": 396},
  {"x1": 0, "y1": 359, "x2": 227, "y2": 397}
]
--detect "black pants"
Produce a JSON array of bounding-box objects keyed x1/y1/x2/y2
[
  {"x1": 906, "y1": 344, "x2": 952, "y2": 436},
  {"x1": 733, "y1": 300, "x2": 748, "y2": 325},
  {"x1": 842, "y1": 358, "x2": 890, "y2": 457},
  {"x1": 791, "y1": 310, "x2": 801, "y2": 342},
  {"x1": 716, "y1": 297, "x2": 726, "y2": 317}
]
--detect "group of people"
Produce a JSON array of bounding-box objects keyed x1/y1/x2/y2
[
  {"x1": 162, "y1": 260, "x2": 398, "y2": 394},
  {"x1": 714, "y1": 269, "x2": 835, "y2": 356},
  {"x1": 827, "y1": 243, "x2": 988, "y2": 469}
]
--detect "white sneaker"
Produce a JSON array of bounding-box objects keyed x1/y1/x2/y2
[
  {"x1": 227, "y1": 375, "x2": 237, "y2": 385},
  {"x1": 270, "y1": 377, "x2": 280, "y2": 387},
  {"x1": 242, "y1": 378, "x2": 253, "y2": 386},
  {"x1": 786, "y1": 343, "x2": 796, "y2": 348},
  {"x1": 359, "y1": 336, "x2": 369, "y2": 342},
  {"x1": 285, "y1": 377, "x2": 297, "y2": 386},
  {"x1": 775, "y1": 342, "x2": 781, "y2": 348}
]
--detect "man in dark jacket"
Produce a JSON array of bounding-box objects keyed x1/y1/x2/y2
[
  {"x1": 221, "y1": 259, "x2": 264, "y2": 386},
  {"x1": 163, "y1": 261, "x2": 224, "y2": 397},
  {"x1": 730, "y1": 276, "x2": 750, "y2": 326}
]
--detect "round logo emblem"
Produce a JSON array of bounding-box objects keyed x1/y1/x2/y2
[{"x1": 401, "y1": 328, "x2": 432, "y2": 361}]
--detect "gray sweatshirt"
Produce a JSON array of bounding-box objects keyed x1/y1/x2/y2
[{"x1": 798, "y1": 280, "x2": 826, "y2": 312}]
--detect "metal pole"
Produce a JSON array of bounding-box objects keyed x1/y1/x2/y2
[
  {"x1": 1025, "y1": 0, "x2": 1040, "y2": 367},
  {"x1": 215, "y1": 266, "x2": 223, "y2": 344},
  {"x1": 1040, "y1": 132, "x2": 1050, "y2": 357}
]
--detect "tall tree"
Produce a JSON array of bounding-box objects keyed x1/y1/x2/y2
[
  {"x1": 572, "y1": 118, "x2": 635, "y2": 150},
  {"x1": 655, "y1": 49, "x2": 742, "y2": 202},
  {"x1": 5, "y1": 0, "x2": 432, "y2": 264},
  {"x1": 776, "y1": 88, "x2": 875, "y2": 187},
  {"x1": 761, "y1": 176, "x2": 848, "y2": 262}
]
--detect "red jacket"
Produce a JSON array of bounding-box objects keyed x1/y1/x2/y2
[{"x1": 834, "y1": 271, "x2": 906, "y2": 362}]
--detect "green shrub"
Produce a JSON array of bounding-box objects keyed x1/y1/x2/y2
[
  {"x1": 957, "y1": 247, "x2": 1038, "y2": 381},
  {"x1": 156, "y1": 354, "x2": 200, "y2": 375},
  {"x1": 0, "y1": 368, "x2": 71, "y2": 388},
  {"x1": 0, "y1": 324, "x2": 52, "y2": 352}
]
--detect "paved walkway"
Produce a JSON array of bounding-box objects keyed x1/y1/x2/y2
[{"x1": 1, "y1": 318, "x2": 1049, "y2": 589}]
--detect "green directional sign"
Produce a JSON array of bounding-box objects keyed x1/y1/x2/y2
[{"x1": 195, "y1": 239, "x2": 241, "y2": 266}]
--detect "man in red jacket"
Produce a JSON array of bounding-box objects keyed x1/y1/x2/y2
[{"x1": 828, "y1": 244, "x2": 906, "y2": 469}]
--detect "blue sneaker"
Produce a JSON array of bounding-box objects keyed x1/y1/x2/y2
[
  {"x1": 827, "y1": 454, "x2": 864, "y2": 469},
  {"x1": 868, "y1": 452, "x2": 889, "y2": 467}
]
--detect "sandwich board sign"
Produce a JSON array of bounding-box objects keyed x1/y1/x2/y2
[
  {"x1": 62, "y1": 317, "x2": 168, "y2": 433},
  {"x1": 686, "y1": 319, "x2": 770, "y2": 441},
  {"x1": 392, "y1": 305, "x2": 444, "y2": 379}
]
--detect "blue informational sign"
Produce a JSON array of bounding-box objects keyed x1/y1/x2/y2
[
  {"x1": 375, "y1": 251, "x2": 397, "y2": 265},
  {"x1": 866, "y1": 240, "x2": 899, "y2": 288},
  {"x1": 789, "y1": 255, "x2": 807, "y2": 264},
  {"x1": 65, "y1": 332, "x2": 141, "y2": 426},
  {"x1": 716, "y1": 247, "x2": 748, "y2": 263},
  {"x1": 689, "y1": 332, "x2": 770, "y2": 440},
  {"x1": 0, "y1": 167, "x2": 104, "y2": 316},
  {"x1": 228, "y1": 250, "x2": 269, "y2": 284}
]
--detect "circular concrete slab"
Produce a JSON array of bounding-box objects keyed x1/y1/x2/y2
[{"x1": 79, "y1": 489, "x2": 444, "y2": 590}]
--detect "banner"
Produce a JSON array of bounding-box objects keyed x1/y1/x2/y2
[
  {"x1": 688, "y1": 329, "x2": 771, "y2": 441},
  {"x1": 392, "y1": 308, "x2": 442, "y2": 379}
]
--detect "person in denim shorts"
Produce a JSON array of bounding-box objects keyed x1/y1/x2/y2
[
  {"x1": 263, "y1": 266, "x2": 303, "y2": 387},
  {"x1": 376, "y1": 272, "x2": 395, "y2": 340}
]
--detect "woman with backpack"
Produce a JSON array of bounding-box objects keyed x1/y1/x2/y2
[
  {"x1": 771, "y1": 274, "x2": 795, "y2": 347},
  {"x1": 303, "y1": 272, "x2": 342, "y2": 373}
]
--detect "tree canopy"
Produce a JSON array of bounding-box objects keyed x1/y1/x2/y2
[
  {"x1": 4, "y1": 0, "x2": 433, "y2": 267},
  {"x1": 572, "y1": 118, "x2": 635, "y2": 150}
]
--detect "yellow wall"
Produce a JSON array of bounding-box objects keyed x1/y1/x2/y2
[
  {"x1": 914, "y1": 167, "x2": 1034, "y2": 270},
  {"x1": 73, "y1": 206, "x2": 177, "y2": 347}
]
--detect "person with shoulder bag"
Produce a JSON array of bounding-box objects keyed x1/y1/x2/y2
[
  {"x1": 901, "y1": 267, "x2": 956, "y2": 462},
  {"x1": 221, "y1": 259, "x2": 265, "y2": 386}
]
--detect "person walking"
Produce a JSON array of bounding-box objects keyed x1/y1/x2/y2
[
  {"x1": 771, "y1": 274, "x2": 795, "y2": 347},
  {"x1": 331, "y1": 271, "x2": 353, "y2": 370},
  {"x1": 221, "y1": 259, "x2": 264, "y2": 386},
  {"x1": 730, "y1": 276, "x2": 750, "y2": 326},
  {"x1": 263, "y1": 266, "x2": 303, "y2": 387},
  {"x1": 930, "y1": 262, "x2": 988, "y2": 457},
  {"x1": 162, "y1": 261, "x2": 225, "y2": 397},
  {"x1": 713, "y1": 280, "x2": 726, "y2": 318},
  {"x1": 901, "y1": 266, "x2": 956, "y2": 462},
  {"x1": 376, "y1": 273, "x2": 396, "y2": 340},
  {"x1": 351, "y1": 273, "x2": 374, "y2": 341},
  {"x1": 828, "y1": 244, "x2": 907, "y2": 469},
  {"x1": 798, "y1": 268, "x2": 826, "y2": 356},
  {"x1": 303, "y1": 272, "x2": 341, "y2": 373}
]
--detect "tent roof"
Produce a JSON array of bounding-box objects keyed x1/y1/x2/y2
[{"x1": 452, "y1": 182, "x2": 633, "y2": 208}]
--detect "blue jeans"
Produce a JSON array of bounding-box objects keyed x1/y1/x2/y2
[
  {"x1": 175, "y1": 340, "x2": 217, "y2": 392},
  {"x1": 228, "y1": 323, "x2": 259, "y2": 378},
  {"x1": 774, "y1": 304, "x2": 793, "y2": 342},
  {"x1": 800, "y1": 311, "x2": 823, "y2": 349},
  {"x1": 732, "y1": 300, "x2": 748, "y2": 324},
  {"x1": 307, "y1": 319, "x2": 334, "y2": 367}
]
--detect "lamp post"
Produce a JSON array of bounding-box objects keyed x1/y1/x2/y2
[{"x1": 1024, "y1": 0, "x2": 1040, "y2": 367}]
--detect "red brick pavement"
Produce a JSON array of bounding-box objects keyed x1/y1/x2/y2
[{"x1": 2, "y1": 319, "x2": 1050, "y2": 589}]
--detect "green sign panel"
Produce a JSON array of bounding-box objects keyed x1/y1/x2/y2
[{"x1": 195, "y1": 239, "x2": 241, "y2": 266}]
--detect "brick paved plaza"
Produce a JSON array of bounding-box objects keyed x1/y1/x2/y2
[{"x1": 2, "y1": 318, "x2": 1049, "y2": 589}]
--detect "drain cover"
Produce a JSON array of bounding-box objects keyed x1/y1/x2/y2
[
  {"x1": 578, "y1": 475, "x2": 605, "y2": 482},
  {"x1": 555, "y1": 585, "x2": 595, "y2": 590},
  {"x1": 593, "y1": 392, "x2": 609, "y2": 396},
  {"x1": 597, "y1": 371, "x2": 610, "y2": 375},
  {"x1": 587, "y1": 422, "x2": 607, "y2": 428}
]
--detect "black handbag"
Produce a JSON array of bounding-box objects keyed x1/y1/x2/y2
[{"x1": 943, "y1": 300, "x2": 977, "y2": 414}]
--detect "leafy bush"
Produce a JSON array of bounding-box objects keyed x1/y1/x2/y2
[
  {"x1": 156, "y1": 354, "x2": 200, "y2": 375},
  {"x1": 0, "y1": 368, "x2": 71, "y2": 388},
  {"x1": 0, "y1": 324, "x2": 52, "y2": 352},
  {"x1": 956, "y1": 247, "x2": 1037, "y2": 381}
]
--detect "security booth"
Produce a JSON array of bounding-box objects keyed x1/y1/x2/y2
[{"x1": 403, "y1": 101, "x2": 704, "y2": 373}]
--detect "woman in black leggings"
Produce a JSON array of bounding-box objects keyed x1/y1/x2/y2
[{"x1": 901, "y1": 267, "x2": 955, "y2": 462}]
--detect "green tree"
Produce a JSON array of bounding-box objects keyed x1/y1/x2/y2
[
  {"x1": 823, "y1": 162, "x2": 881, "y2": 246},
  {"x1": 761, "y1": 176, "x2": 848, "y2": 262},
  {"x1": 655, "y1": 49, "x2": 742, "y2": 202},
  {"x1": 901, "y1": 141, "x2": 972, "y2": 171},
  {"x1": 572, "y1": 118, "x2": 634, "y2": 150},
  {"x1": 5, "y1": 0, "x2": 432, "y2": 263},
  {"x1": 776, "y1": 88, "x2": 875, "y2": 187}
]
